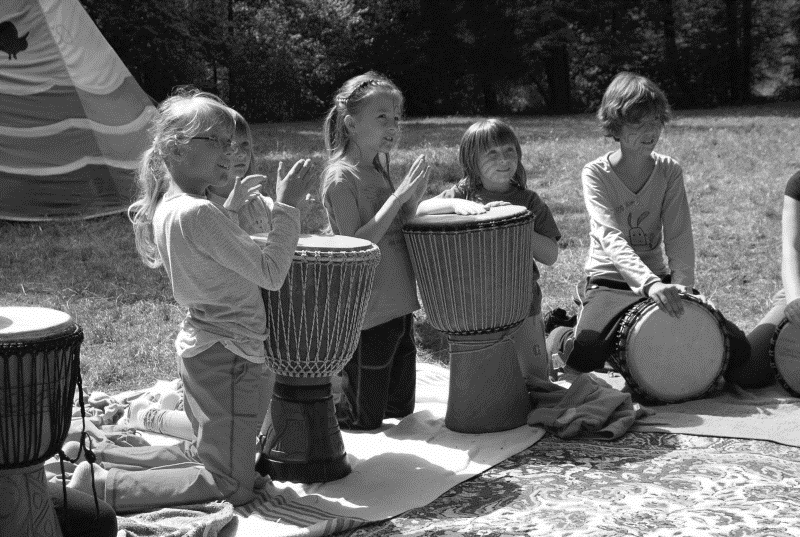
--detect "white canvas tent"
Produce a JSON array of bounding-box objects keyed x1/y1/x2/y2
[{"x1": 0, "y1": 0, "x2": 156, "y2": 221}]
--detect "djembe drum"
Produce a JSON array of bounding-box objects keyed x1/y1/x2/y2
[
  {"x1": 256, "y1": 234, "x2": 380, "y2": 483},
  {"x1": 612, "y1": 294, "x2": 730, "y2": 404},
  {"x1": 0, "y1": 307, "x2": 82, "y2": 537},
  {"x1": 403, "y1": 205, "x2": 535, "y2": 433},
  {"x1": 769, "y1": 318, "x2": 800, "y2": 397}
]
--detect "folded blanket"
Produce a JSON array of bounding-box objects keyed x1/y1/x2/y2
[
  {"x1": 116, "y1": 501, "x2": 233, "y2": 537},
  {"x1": 526, "y1": 373, "x2": 650, "y2": 439}
]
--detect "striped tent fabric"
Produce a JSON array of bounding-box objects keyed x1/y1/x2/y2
[{"x1": 0, "y1": 0, "x2": 156, "y2": 221}]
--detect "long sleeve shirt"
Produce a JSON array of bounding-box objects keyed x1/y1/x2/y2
[
  {"x1": 153, "y1": 192, "x2": 300, "y2": 362},
  {"x1": 582, "y1": 152, "x2": 694, "y2": 296},
  {"x1": 206, "y1": 190, "x2": 275, "y2": 236}
]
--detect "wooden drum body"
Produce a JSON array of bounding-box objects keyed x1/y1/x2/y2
[
  {"x1": 612, "y1": 294, "x2": 729, "y2": 404},
  {"x1": 0, "y1": 307, "x2": 82, "y2": 537},
  {"x1": 403, "y1": 205, "x2": 535, "y2": 433},
  {"x1": 770, "y1": 318, "x2": 800, "y2": 397},
  {"x1": 257, "y1": 235, "x2": 380, "y2": 483}
]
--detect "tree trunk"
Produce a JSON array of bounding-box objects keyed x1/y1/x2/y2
[
  {"x1": 227, "y1": 0, "x2": 235, "y2": 107},
  {"x1": 739, "y1": 0, "x2": 752, "y2": 102},
  {"x1": 545, "y1": 44, "x2": 571, "y2": 114},
  {"x1": 725, "y1": 0, "x2": 741, "y2": 103},
  {"x1": 660, "y1": 0, "x2": 678, "y2": 71}
]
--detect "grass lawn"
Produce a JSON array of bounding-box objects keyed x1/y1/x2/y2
[{"x1": 2, "y1": 102, "x2": 800, "y2": 394}]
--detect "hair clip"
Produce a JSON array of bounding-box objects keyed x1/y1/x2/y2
[{"x1": 338, "y1": 79, "x2": 383, "y2": 106}]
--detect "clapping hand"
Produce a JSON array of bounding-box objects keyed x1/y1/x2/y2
[
  {"x1": 393, "y1": 155, "x2": 430, "y2": 204},
  {"x1": 275, "y1": 159, "x2": 315, "y2": 208},
  {"x1": 224, "y1": 174, "x2": 267, "y2": 213}
]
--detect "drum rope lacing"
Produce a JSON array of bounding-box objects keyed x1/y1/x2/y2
[
  {"x1": 405, "y1": 217, "x2": 533, "y2": 335},
  {"x1": 0, "y1": 327, "x2": 103, "y2": 518},
  {"x1": 266, "y1": 248, "x2": 379, "y2": 377}
]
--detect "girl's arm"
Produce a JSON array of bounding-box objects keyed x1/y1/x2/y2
[
  {"x1": 661, "y1": 164, "x2": 695, "y2": 288},
  {"x1": 334, "y1": 156, "x2": 429, "y2": 244},
  {"x1": 782, "y1": 194, "x2": 800, "y2": 308},
  {"x1": 531, "y1": 232, "x2": 558, "y2": 266},
  {"x1": 527, "y1": 192, "x2": 560, "y2": 266},
  {"x1": 355, "y1": 194, "x2": 405, "y2": 244},
  {"x1": 193, "y1": 203, "x2": 300, "y2": 291},
  {"x1": 416, "y1": 197, "x2": 490, "y2": 216}
]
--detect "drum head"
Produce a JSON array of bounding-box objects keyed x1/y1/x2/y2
[
  {"x1": 295, "y1": 234, "x2": 375, "y2": 252},
  {"x1": 404, "y1": 204, "x2": 530, "y2": 231},
  {"x1": 771, "y1": 319, "x2": 800, "y2": 396},
  {"x1": 624, "y1": 300, "x2": 726, "y2": 402},
  {"x1": 252, "y1": 233, "x2": 376, "y2": 252},
  {"x1": 0, "y1": 307, "x2": 75, "y2": 342}
]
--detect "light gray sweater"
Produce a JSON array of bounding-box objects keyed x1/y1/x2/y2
[
  {"x1": 154, "y1": 192, "x2": 300, "y2": 362},
  {"x1": 582, "y1": 152, "x2": 695, "y2": 296}
]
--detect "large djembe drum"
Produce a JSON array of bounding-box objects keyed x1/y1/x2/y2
[
  {"x1": 403, "y1": 205, "x2": 535, "y2": 433},
  {"x1": 256, "y1": 234, "x2": 380, "y2": 483},
  {"x1": 0, "y1": 307, "x2": 82, "y2": 537},
  {"x1": 611, "y1": 294, "x2": 730, "y2": 404},
  {"x1": 770, "y1": 318, "x2": 800, "y2": 397}
]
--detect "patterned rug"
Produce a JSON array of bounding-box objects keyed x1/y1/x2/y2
[{"x1": 345, "y1": 432, "x2": 800, "y2": 537}]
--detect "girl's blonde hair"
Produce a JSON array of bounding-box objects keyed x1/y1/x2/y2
[
  {"x1": 128, "y1": 87, "x2": 235, "y2": 268},
  {"x1": 320, "y1": 71, "x2": 404, "y2": 199},
  {"x1": 458, "y1": 118, "x2": 527, "y2": 199},
  {"x1": 597, "y1": 72, "x2": 671, "y2": 141}
]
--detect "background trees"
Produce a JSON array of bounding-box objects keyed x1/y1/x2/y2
[{"x1": 82, "y1": 0, "x2": 800, "y2": 120}]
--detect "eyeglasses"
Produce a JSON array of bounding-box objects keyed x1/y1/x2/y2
[{"x1": 190, "y1": 136, "x2": 239, "y2": 152}]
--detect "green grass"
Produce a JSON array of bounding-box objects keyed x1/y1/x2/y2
[{"x1": 2, "y1": 102, "x2": 799, "y2": 393}]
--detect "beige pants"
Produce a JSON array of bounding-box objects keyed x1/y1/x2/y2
[{"x1": 101, "y1": 343, "x2": 268, "y2": 513}]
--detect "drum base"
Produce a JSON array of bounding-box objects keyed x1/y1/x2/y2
[
  {"x1": 256, "y1": 377, "x2": 352, "y2": 483},
  {"x1": 445, "y1": 325, "x2": 531, "y2": 433},
  {"x1": 0, "y1": 465, "x2": 64, "y2": 537}
]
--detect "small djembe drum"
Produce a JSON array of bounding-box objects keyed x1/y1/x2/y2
[
  {"x1": 0, "y1": 307, "x2": 82, "y2": 537},
  {"x1": 403, "y1": 205, "x2": 535, "y2": 433},
  {"x1": 256, "y1": 234, "x2": 380, "y2": 483},
  {"x1": 770, "y1": 318, "x2": 800, "y2": 397},
  {"x1": 611, "y1": 294, "x2": 730, "y2": 404}
]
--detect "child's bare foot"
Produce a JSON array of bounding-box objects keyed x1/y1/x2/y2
[
  {"x1": 67, "y1": 461, "x2": 108, "y2": 498},
  {"x1": 61, "y1": 440, "x2": 82, "y2": 461}
]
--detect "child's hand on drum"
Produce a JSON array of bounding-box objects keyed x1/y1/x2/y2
[
  {"x1": 224, "y1": 174, "x2": 267, "y2": 213},
  {"x1": 276, "y1": 159, "x2": 315, "y2": 208},
  {"x1": 483, "y1": 201, "x2": 510, "y2": 209},
  {"x1": 647, "y1": 282, "x2": 689, "y2": 317},
  {"x1": 452, "y1": 199, "x2": 489, "y2": 215},
  {"x1": 395, "y1": 155, "x2": 430, "y2": 204},
  {"x1": 785, "y1": 298, "x2": 800, "y2": 324}
]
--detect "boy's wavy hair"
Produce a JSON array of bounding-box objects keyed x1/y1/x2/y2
[
  {"x1": 458, "y1": 118, "x2": 527, "y2": 199},
  {"x1": 128, "y1": 86, "x2": 235, "y2": 268},
  {"x1": 597, "y1": 72, "x2": 672, "y2": 141},
  {"x1": 320, "y1": 71, "x2": 404, "y2": 198}
]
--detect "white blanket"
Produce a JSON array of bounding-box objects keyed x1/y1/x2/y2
[
  {"x1": 106, "y1": 362, "x2": 545, "y2": 537},
  {"x1": 594, "y1": 371, "x2": 800, "y2": 448}
]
